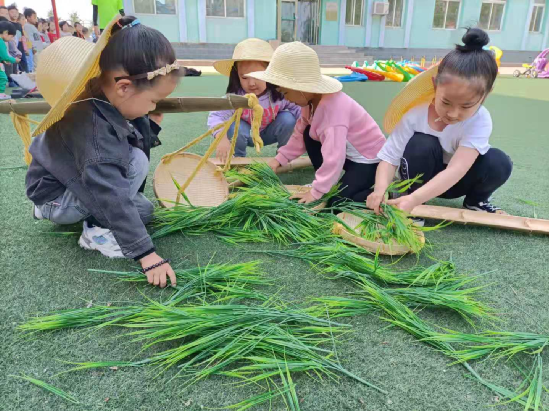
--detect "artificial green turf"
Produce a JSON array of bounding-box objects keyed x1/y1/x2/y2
[{"x1": 1, "y1": 76, "x2": 548, "y2": 410}]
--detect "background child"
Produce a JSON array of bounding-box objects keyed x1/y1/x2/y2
[
  {"x1": 26, "y1": 16, "x2": 182, "y2": 288},
  {"x1": 23, "y1": 8, "x2": 43, "y2": 64},
  {"x1": 73, "y1": 22, "x2": 85, "y2": 39},
  {"x1": 367, "y1": 28, "x2": 512, "y2": 217},
  {"x1": 0, "y1": 21, "x2": 20, "y2": 99},
  {"x1": 47, "y1": 17, "x2": 58, "y2": 43},
  {"x1": 247, "y1": 42, "x2": 386, "y2": 205},
  {"x1": 83, "y1": 27, "x2": 93, "y2": 42},
  {"x1": 207, "y1": 38, "x2": 300, "y2": 162}
]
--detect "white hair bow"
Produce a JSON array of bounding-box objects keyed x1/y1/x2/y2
[{"x1": 147, "y1": 61, "x2": 181, "y2": 80}]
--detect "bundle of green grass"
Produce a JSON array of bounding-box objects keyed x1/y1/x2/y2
[{"x1": 154, "y1": 163, "x2": 444, "y2": 253}]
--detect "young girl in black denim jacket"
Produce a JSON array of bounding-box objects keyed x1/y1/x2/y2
[{"x1": 26, "y1": 16, "x2": 182, "y2": 288}]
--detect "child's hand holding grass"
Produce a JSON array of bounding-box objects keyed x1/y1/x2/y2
[
  {"x1": 140, "y1": 252, "x2": 177, "y2": 288},
  {"x1": 366, "y1": 190, "x2": 386, "y2": 215},
  {"x1": 290, "y1": 189, "x2": 316, "y2": 204}
]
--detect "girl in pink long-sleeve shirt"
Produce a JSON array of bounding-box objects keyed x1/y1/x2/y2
[{"x1": 247, "y1": 42, "x2": 386, "y2": 205}]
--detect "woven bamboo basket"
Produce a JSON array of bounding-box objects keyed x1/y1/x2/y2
[
  {"x1": 153, "y1": 153, "x2": 229, "y2": 208},
  {"x1": 333, "y1": 212, "x2": 425, "y2": 256}
]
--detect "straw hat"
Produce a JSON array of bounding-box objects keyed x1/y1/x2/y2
[
  {"x1": 383, "y1": 65, "x2": 438, "y2": 134},
  {"x1": 32, "y1": 15, "x2": 120, "y2": 137},
  {"x1": 246, "y1": 42, "x2": 342, "y2": 94},
  {"x1": 213, "y1": 38, "x2": 273, "y2": 77}
]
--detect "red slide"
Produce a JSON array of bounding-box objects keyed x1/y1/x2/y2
[{"x1": 345, "y1": 66, "x2": 385, "y2": 81}]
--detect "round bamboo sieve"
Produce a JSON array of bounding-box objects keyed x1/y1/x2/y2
[
  {"x1": 333, "y1": 212, "x2": 425, "y2": 256},
  {"x1": 153, "y1": 153, "x2": 229, "y2": 208}
]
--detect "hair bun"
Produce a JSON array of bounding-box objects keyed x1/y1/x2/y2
[
  {"x1": 111, "y1": 16, "x2": 139, "y2": 36},
  {"x1": 457, "y1": 27, "x2": 490, "y2": 52}
]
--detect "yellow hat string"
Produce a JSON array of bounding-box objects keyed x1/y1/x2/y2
[
  {"x1": 160, "y1": 93, "x2": 264, "y2": 204},
  {"x1": 8, "y1": 100, "x2": 40, "y2": 165}
]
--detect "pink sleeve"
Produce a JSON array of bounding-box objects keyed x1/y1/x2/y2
[
  {"x1": 275, "y1": 115, "x2": 308, "y2": 166},
  {"x1": 310, "y1": 126, "x2": 347, "y2": 199}
]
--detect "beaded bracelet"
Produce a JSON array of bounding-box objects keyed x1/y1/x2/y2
[{"x1": 141, "y1": 258, "x2": 171, "y2": 274}]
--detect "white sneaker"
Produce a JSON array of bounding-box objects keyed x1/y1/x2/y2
[
  {"x1": 0, "y1": 93, "x2": 11, "y2": 100},
  {"x1": 33, "y1": 205, "x2": 44, "y2": 220},
  {"x1": 78, "y1": 221, "x2": 125, "y2": 258}
]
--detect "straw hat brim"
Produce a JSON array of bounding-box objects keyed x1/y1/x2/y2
[
  {"x1": 246, "y1": 70, "x2": 343, "y2": 94},
  {"x1": 214, "y1": 57, "x2": 271, "y2": 77},
  {"x1": 32, "y1": 16, "x2": 120, "y2": 137},
  {"x1": 383, "y1": 65, "x2": 438, "y2": 134}
]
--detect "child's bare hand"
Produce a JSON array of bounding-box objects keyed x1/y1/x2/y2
[
  {"x1": 267, "y1": 158, "x2": 280, "y2": 173},
  {"x1": 291, "y1": 190, "x2": 316, "y2": 204},
  {"x1": 366, "y1": 191, "x2": 385, "y2": 215},
  {"x1": 140, "y1": 252, "x2": 176, "y2": 288},
  {"x1": 216, "y1": 136, "x2": 232, "y2": 163},
  {"x1": 15, "y1": 58, "x2": 21, "y2": 63}
]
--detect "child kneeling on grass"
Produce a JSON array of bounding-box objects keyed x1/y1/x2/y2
[
  {"x1": 367, "y1": 28, "x2": 512, "y2": 219},
  {"x1": 26, "y1": 16, "x2": 182, "y2": 288},
  {"x1": 207, "y1": 38, "x2": 301, "y2": 163},
  {"x1": 246, "y1": 42, "x2": 386, "y2": 205}
]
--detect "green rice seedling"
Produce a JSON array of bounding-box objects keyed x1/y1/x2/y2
[
  {"x1": 336, "y1": 201, "x2": 449, "y2": 255},
  {"x1": 49, "y1": 299, "x2": 386, "y2": 395},
  {"x1": 382, "y1": 278, "x2": 496, "y2": 325},
  {"x1": 9, "y1": 374, "x2": 80, "y2": 404},
  {"x1": 89, "y1": 261, "x2": 271, "y2": 302},
  {"x1": 18, "y1": 305, "x2": 142, "y2": 333},
  {"x1": 422, "y1": 331, "x2": 549, "y2": 363},
  {"x1": 500, "y1": 354, "x2": 546, "y2": 411},
  {"x1": 264, "y1": 241, "x2": 462, "y2": 287},
  {"x1": 307, "y1": 296, "x2": 375, "y2": 318},
  {"x1": 154, "y1": 183, "x2": 338, "y2": 246}
]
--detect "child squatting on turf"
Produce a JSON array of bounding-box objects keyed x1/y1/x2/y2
[
  {"x1": 207, "y1": 38, "x2": 301, "y2": 163},
  {"x1": 247, "y1": 42, "x2": 386, "y2": 205},
  {"x1": 367, "y1": 28, "x2": 513, "y2": 216},
  {"x1": 26, "y1": 16, "x2": 182, "y2": 288}
]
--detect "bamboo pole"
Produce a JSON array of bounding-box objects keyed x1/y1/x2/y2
[
  {"x1": 210, "y1": 157, "x2": 312, "y2": 174},
  {"x1": 0, "y1": 94, "x2": 251, "y2": 115},
  {"x1": 410, "y1": 205, "x2": 549, "y2": 235}
]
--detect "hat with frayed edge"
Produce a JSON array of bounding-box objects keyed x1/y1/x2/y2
[
  {"x1": 213, "y1": 38, "x2": 273, "y2": 77},
  {"x1": 33, "y1": 15, "x2": 121, "y2": 137},
  {"x1": 246, "y1": 42, "x2": 342, "y2": 94},
  {"x1": 383, "y1": 65, "x2": 438, "y2": 134}
]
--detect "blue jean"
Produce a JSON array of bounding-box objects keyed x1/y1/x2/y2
[
  {"x1": 38, "y1": 146, "x2": 154, "y2": 225},
  {"x1": 27, "y1": 48, "x2": 33, "y2": 72},
  {"x1": 227, "y1": 111, "x2": 296, "y2": 157}
]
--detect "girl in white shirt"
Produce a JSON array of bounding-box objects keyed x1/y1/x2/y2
[{"x1": 368, "y1": 28, "x2": 512, "y2": 216}]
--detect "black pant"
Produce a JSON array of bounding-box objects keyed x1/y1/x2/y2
[
  {"x1": 401, "y1": 133, "x2": 513, "y2": 204},
  {"x1": 304, "y1": 125, "x2": 378, "y2": 205},
  {"x1": 17, "y1": 42, "x2": 28, "y2": 73}
]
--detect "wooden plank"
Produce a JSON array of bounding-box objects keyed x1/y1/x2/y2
[
  {"x1": 0, "y1": 94, "x2": 250, "y2": 115},
  {"x1": 410, "y1": 204, "x2": 549, "y2": 235},
  {"x1": 211, "y1": 157, "x2": 313, "y2": 174}
]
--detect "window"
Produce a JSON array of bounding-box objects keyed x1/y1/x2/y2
[
  {"x1": 206, "y1": 0, "x2": 245, "y2": 18},
  {"x1": 134, "y1": 0, "x2": 176, "y2": 14},
  {"x1": 432, "y1": 0, "x2": 460, "y2": 29},
  {"x1": 386, "y1": 0, "x2": 404, "y2": 28},
  {"x1": 479, "y1": 0, "x2": 506, "y2": 31},
  {"x1": 345, "y1": 0, "x2": 364, "y2": 26},
  {"x1": 530, "y1": 0, "x2": 545, "y2": 33}
]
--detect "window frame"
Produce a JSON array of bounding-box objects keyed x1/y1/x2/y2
[
  {"x1": 206, "y1": 0, "x2": 247, "y2": 19},
  {"x1": 386, "y1": 0, "x2": 405, "y2": 28},
  {"x1": 529, "y1": 1, "x2": 545, "y2": 33},
  {"x1": 133, "y1": 0, "x2": 178, "y2": 15},
  {"x1": 432, "y1": 0, "x2": 462, "y2": 30},
  {"x1": 478, "y1": 0, "x2": 506, "y2": 32},
  {"x1": 345, "y1": 0, "x2": 365, "y2": 27}
]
